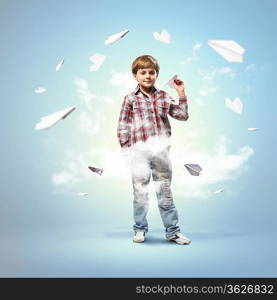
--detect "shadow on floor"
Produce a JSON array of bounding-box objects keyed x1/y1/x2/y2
[
  {"x1": 99, "y1": 230, "x2": 170, "y2": 245},
  {"x1": 100, "y1": 229, "x2": 247, "y2": 243},
  {"x1": 188, "y1": 231, "x2": 245, "y2": 240}
]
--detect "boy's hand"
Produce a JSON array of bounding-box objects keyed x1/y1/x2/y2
[{"x1": 173, "y1": 79, "x2": 186, "y2": 98}]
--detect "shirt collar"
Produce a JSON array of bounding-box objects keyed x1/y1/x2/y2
[{"x1": 134, "y1": 84, "x2": 159, "y2": 96}]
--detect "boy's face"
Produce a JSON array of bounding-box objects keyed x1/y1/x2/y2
[{"x1": 134, "y1": 68, "x2": 158, "y2": 90}]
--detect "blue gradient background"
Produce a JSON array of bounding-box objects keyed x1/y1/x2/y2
[{"x1": 0, "y1": 0, "x2": 276, "y2": 277}]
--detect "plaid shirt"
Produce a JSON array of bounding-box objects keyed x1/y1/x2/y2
[{"x1": 117, "y1": 85, "x2": 189, "y2": 148}]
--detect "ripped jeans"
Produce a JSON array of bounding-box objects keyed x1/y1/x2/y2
[{"x1": 129, "y1": 145, "x2": 180, "y2": 238}]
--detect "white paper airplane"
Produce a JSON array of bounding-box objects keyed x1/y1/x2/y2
[
  {"x1": 184, "y1": 164, "x2": 202, "y2": 176},
  {"x1": 34, "y1": 87, "x2": 47, "y2": 94},
  {"x1": 166, "y1": 75, "x2": 178, "y2": 88},
  {"x1": 89, "y1": 53, "x2": 106, "y2": 71},
  {"x1": 78, "y1": 192, "x2": 88, "y2": 196},
  {"x1": 214, "y1": 189, "x2": 224, "y2": 194},
  {"x1": 55, "y1": 58, "x2": 64, "y2": 71},
  {"x1": 35, "y1": 106, "x2": 76, "y2": 130},
  {"x1": 104, "y1": 30, "x2": 129, "y2": 45},
  {"x1": 88, "y1": 166, "x2": 103, "y2": 176},
  {"x1": 225, "y1": 97, "x2": 243, "y2": 114},
  {"x1": 153, "y1": 29, "x2": 171, "y2": 44},
  {"x1": 207, "y1": 40, "x2": 245, "y2": 62},
  {"x1": 247, "y1": 128, "x2": 258, "y2": 131}
]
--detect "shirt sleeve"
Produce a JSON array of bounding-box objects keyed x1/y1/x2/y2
[
  {"x1": 117, "y1": 95, "x2": 132, "y2": 148},
  {"x1": 168, "y1": 93, "x2": 189, "y2": 121}
]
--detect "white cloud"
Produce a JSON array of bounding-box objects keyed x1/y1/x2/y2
[
  {"x1": 51, "y1": 145, "x2": 130, "y2": 188},
  {"x1": 199, "y1": 86, "x2": 219, "y2": 96},
  {"x1": 195, "y1": 85, "x2": 220, "y2": 105},
  {"x1": 79, "y1": 111, "x2": 103, "y2": 136},
  {"x1": 96, "y1": 95, "x2": 115, "y2": 104},
  {"x1": 193, "y1": 42, "x2": 202, "y2": 51},
  {"x1": 98, "y1": 148, "x2": 130, "y2": 180},
  {"x1": 75, "y1": 77, "x2": 96, "y2": 110},
  {"x1": 198, "y1": 69, "x2": 217, "y2": 82},
  {"x1": 75, "y1": 76, "x2": 115, "y2": 106},
  {"x1": 180, "y1": 42, "x2": 202, "y2": 66},
  {"x1": 245, "y1": 64, "x2": 257, "y2": 72},
  {"x1": 195, "y1": 66, "x2": 236, "y2": 105},
  {"x1": 51, "y1": 131, "x2": 253, "y2": 201},
  {"x1": 171, "y1": 136, "x2": 254, "y2": 199},
  {"x1": 52, "y1": 152, "x2": 90, "y2": 186},
  {"x1": 52, "y1": 171, "x2": 78, "y2": 185},
  {"x1": 109, "y1": 70, "x2": 137, "y2": 96},
  {"x1": 218, "y1": 67, "x2": 232, "y2": 74},
  {"x1": 198, "y1": 66, "x2": 236, "y2": 82},
  {"x1": 98, "y1": 135, "x2": 254, "y2": 200}
]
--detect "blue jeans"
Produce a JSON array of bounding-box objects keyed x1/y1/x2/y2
[{"x1": 129, "y1": 145, "x2": 180, "y2": 238}]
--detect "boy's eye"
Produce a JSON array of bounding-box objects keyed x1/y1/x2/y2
[{"x1": 140, "y1": 72, "x2": 154, "y2": 75}]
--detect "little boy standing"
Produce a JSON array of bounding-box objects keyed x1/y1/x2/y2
[{"x1": 117, "y1": 55, "x2": 191, "y2": 245}]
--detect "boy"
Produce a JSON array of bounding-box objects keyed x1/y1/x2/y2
[{"x1": 117, "y1": 55, "x2": 191, "y2": 245}]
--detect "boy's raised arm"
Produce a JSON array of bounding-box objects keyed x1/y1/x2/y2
[
  {"x1": 117, "y1": 95, "x2": 132, "y2": 148},
  {"x1": 168, "y1": 79, "x2": 189, "y2": 121}
]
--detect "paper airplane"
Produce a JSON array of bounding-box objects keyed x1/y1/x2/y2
[
  {"x1": 247, "y1": 128, "x2": 258, "y2": 131},
  {"x1": 214, "y1": 189, "x2": 224, "y2": 194},
  {"x1": 153, "y1": 29, "x2": 171, "y2": 44},
  {"x1": 104, "y1": 30, "x2": 129, "y2": 45},
  {"x1": 35, "y1": 106, "x2": 76, "y2": 130},
  {"x1": 184, "y1": 164, "x2": 202, "y2": 176},
  {"x1": 89, "y1": 53, "x2": 106, "y2": 71},
  {"x1": 88, "y1": 166, "x2": 103, "y2": 176},
  {"x1": 166, "y1": 75, "x2": 178, "y2": 88},
  {"x1": 78, "y1": 192, "x2": 88, "y2": 196},
  {"x1": 225, "y1": 97, "x2": 243, "y2": 114},
  {"x1": 34, "y1": 87, "x2": 47, "y2": 94},
  {"x1": 56, "y1": 58, "x2": 64, "y2": 71},
  {"x1": 207, "y1": 40, "x2": 245, "y2": 62}
]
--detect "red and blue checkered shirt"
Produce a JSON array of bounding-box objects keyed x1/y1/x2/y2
[{"x1": 117, "y1": 85, "x2": 189, "y2": 148}]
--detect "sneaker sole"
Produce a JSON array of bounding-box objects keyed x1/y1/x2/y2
[
  {"x1": 166, "y1": 237, "x2": 191, "y2": 245},
  {"x1": 133, "y1": 239, "x2": 145, "y2": 243}
]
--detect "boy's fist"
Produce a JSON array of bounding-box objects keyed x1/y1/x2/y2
[{"x1": 173, "y1": 79, "x2": 186, "y2": 97}]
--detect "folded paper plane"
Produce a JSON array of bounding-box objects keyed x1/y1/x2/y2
[
  {"x1": 35, "y1": 106, "x2": 76, "y2": 130},
  {"x1": 35, "y1": 87, "x2": 47, "y2": 94},
  {"x1": 166, "y1": 75, "x2": 178, "y2": 88},
  {"x1": 78, "y1": 192, "x2": 88, "y2": 196},
  {"x1": 153, "y1": 29, "x2": 171, "y2": 44},
  {"x1": 104, "y1": 30, "x2": 129, "y2": 45},
  {"x1": 89, "y1": 53, "x2": 106, "y2": 71},
  {"x1": 184, "y1": 164, "x2": 202, "y2": 176},
  {"x1": 56, "y1": 59, "x2": 64, "y2": 71},
  {"x1": 207, "y1": 40, "x2": 245, "y2": 62},
  {"x1": 88, "y1": 166, "x2": 103, "y2": 176},
  {"x1": 214, "y1": 189, "x2": 224, "y2": 194},
  {"x1": 225, "y1": 97, "x2": 243, "y2": 114},
  {"x1": 247, "y1": 128, "x2": 258, "y2": 131}
]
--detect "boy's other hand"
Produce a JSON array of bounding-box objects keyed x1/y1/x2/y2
[{"x1": 173, "y1": 79, "x2": 186, "y2": 98}]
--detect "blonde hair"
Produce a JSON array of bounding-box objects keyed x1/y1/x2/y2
[{"x1": 132, "y1": 55, "x2": 160, "y2": 75}]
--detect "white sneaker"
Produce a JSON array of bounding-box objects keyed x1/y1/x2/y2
[
  {"x1": 166, "y1": 233, "x2": 191, "y2": 245},
  {"x1": 133, "y1": 231, "x2": 145, "y2": 243}
]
